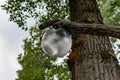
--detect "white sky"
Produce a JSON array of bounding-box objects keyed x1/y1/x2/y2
[{"x1": 0, "y1": 0, "x2": 35, "y2": 80}]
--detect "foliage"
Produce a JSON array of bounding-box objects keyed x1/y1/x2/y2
[
  {"x1": 1, "y1": 0, "x2": 43, "y2": 30},
  {"x1": 2, "y1": 0, "x2": 71, "y2": 80},
  {"x1": 98, "y1": 0, "x2": 120, "y2": 26},
  {"x1": 16, "y1": 27, "x2": 71, "y2": 80},
  {"x1": 98, "y1": 0, "x2": 120, "y2": 59},
  {"x1": 1, "y1": 0, "x2": 120, "y2": 79},
  {"x1": 1, "y1": 0, "x2": 69, "y2": 30}
]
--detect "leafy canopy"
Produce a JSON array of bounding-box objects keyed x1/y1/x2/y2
[{"x1": 2, "y1": 0, "x2": 71, "y2": 80}]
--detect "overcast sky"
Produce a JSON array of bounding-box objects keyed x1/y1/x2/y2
[{"x1": 0, "y1": 1, "x2": 35, "y2": 80}]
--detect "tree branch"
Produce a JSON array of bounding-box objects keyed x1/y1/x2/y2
[{"x1": 39, "y1": 20, "x2": 120, "y2": 39}]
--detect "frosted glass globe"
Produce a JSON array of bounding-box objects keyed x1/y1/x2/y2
[{"x1": 41, "y1": 28, "x2": 72, "y2": 57}]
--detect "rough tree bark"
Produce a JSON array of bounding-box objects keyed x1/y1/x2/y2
[{"x1": 67, "y1": 0, "x2": 120, "y2": 80}]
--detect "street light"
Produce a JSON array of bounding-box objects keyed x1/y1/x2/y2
[{"x1": 41, "y1": 28, "x2": 72, "y2": 57}]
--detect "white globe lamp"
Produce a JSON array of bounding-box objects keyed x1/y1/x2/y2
[{"x1": 41, "y1": 28, "x2": 72, "y2": 57}]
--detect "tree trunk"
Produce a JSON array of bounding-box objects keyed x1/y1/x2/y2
[{"x1": 67, "y1": 0, "x2": 120, "y2": 80}]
